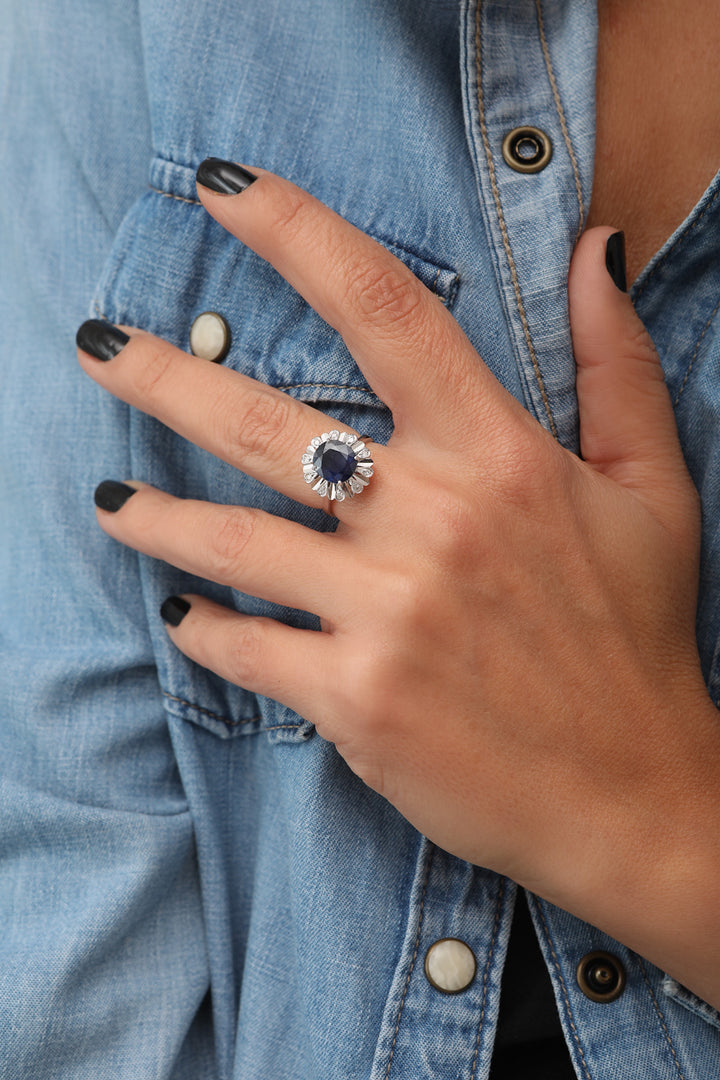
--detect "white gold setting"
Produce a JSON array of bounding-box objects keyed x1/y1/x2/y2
[{"x1": 301, "y1": 430, "x2": 374, "y2": 501}]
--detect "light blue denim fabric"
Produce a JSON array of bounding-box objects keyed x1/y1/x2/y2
[{"x1": 2, "y1": 1, "x2": 720, "y2": 1077}]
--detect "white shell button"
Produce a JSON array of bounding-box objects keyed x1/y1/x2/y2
[
  {"x1": 189, "y1": 311, "x2": 231, "y2": 362},
  {"x1": 424, "y1": 937, "x2": 477, "y2": 993}
]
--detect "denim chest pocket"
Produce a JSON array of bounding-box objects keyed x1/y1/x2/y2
[{"x1": 93, "y1": 158, "x2": 460, "y2": 741}]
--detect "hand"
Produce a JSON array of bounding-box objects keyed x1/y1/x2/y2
[{"x1": 78, "y1": 163, "x2": 720, "y2": 1005}]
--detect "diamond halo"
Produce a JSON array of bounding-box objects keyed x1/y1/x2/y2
[{"x1": 301, "y1": 430, "x2": 374, "y2": 502}]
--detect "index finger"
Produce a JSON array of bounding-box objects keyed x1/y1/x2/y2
[{"x1": 195, "y1": 159, "x2": 521, "y2": 442}]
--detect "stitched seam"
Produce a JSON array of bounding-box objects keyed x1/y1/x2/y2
[
  {"x1": 162, "y1": 690, "x2": 304, "y2": 733},
  {"x1": 635, "y1": 184, "x2": 720, "y2": 300},
  {"x1": 673, "y1": 294, "x2": 720, "y2": 404},
  {"x1": 535, "y1": 0, "x2": 585, "y2": 240},
  {"x1": 149, "y1": 186, "x2": 452, "y2": 302},
  {"x1": 372, "y1": 230, "x2": 457, "y2": 277},
  {"x1": 153, "y1": 153, "x2": 198, "y2": 173},
  {"x1": 162, "y1": 691, "x2": 257, "y2": 726},
  {"x1": 149, "y1": 184, "x2": 202, "y2": 206},
  {"x1": 279, "y1": 381, "x2": 376, "y2": 394},
  {"x1": 427, "y1": 264, "x2": 455, "y2": 304},
  {"x1": 383, "y1": 845, "x2": 435, "y2": 1080},
  {"x1": 638, "y1": 957, "x2": 687, "y2": 1079},
  {"x1": 469, "y1": 878, "x2": 506, "y2": 1080},
  {"x1": 259, "y1": 723, "x2": 309, "y2": 733},
  {"x1": 536, "y1": 903, "x2": 593, "y2": 1080},
  {"x1": 474, "y1": 0, "x2": 558, "y2": 439}
]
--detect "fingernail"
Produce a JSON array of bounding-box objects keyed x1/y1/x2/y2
[
  {"x1": 196, "y1": 157, "x2": 257, "y2": 195},
  {"x1": 605, "y1": 231, "x2": 627, "y2": 292},
  {"x1": 76, "y1": 319, "x2": 130, "y2": 361},
  {"x1": 161, "y1": 596, "x2": 191, "y2": 627},
  {"x1": 94, "y1": 480, "x2": 137, "y2": 512}
]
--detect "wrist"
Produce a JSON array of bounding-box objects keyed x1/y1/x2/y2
[{"x1": 556, "y1": 690, "x2": 720, "y2": 1010}]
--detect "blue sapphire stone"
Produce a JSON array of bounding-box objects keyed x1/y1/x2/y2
[{"x1": 313, "y1": 439, "x2": 357, "y2": 483}]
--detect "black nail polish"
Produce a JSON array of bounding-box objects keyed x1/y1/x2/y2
[
  {"x1": 76, "y1": 319, "x2": 129, "y2": 361},
  {"x1": 605, "y1": 231, "x2": 627, "y2": 292},
  {"x1": 161, "y1": 596, "x2": 191, "y2": 627},
  {"x1": 196, "y1": 157, "x2": 257, "y2": 195},
  {"x1": 94, "y1": 480, "x2": 137, "y2": 512}
]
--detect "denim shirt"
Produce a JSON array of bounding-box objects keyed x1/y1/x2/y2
[{"x1": 2, "y1": 1, "x2": 720, "y2": 1077}]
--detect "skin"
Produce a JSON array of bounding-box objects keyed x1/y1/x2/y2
[
  {"x1": 77, "y1": 168, "x2": 720, "y2": 1012},
  {"x1": 587, "y1": 0, "x2": 720, "y2": 283}
]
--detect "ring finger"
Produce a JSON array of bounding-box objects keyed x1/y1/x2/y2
[{"x1": 77, "y1": 325, "x2": 382, "y2": 515}]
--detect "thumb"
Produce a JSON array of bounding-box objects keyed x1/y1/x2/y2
[{"x1": 569, "y1": 227, "x2": 692, "y2": 516}]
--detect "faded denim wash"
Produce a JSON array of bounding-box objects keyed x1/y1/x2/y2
[{"x1": 2, "y1": 0, "x2": 720, "y2": 1077}]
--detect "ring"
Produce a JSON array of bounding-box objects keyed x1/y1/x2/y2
[{"x1": 301, "y1": 430, "x2": 374, "y2": 501}]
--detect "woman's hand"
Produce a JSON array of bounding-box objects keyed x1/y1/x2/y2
[{"x1": 77, "y1": 162, "x2": 720, "y2": 1006}]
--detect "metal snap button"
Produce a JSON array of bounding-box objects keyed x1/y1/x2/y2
[
  {"x1": 424, "y1": 938, "x2": 477, "y2": 994},
  {"x1": 502, "y1": 126, "x2": 553, "y2": 174},
  {"x1": 576, "y1": 951, "x2": 626, "y2": 1003},
  {"x1": 189, "y1": 311, "x2": 231, "y2": 362}
]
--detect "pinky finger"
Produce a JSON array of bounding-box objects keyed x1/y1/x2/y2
[{"x1": 160, "y1": 594, "x2": 334, "y2": 720}]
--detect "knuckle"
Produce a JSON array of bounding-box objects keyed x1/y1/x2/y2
[
  {"x1": 385, "y1": 569, "x2": 427, "y2": 627},
  {"x1": 489, "y1": 427, "x2": 561, "y2": 510},
  {"x1": 203, "y1": 508, "x2": 258, "y2": 581},
  {"x1": 627, "y1": 322, "x2": 661, "y2": 368},
  {"x1": 223, "y1": 389, "x2": 293, "y2": 463},
  {"x1": 226, "y1": 617, "x2": 268, "y2": 686},
  {"x1": 426, "y1": 488, "x2": 484, "y2": 566},
  {"x1": 342, "y1": 255, "x2": 424, "y2": 330},
  {"x1": 496, "y1": 444, "x2": 542, "y2": 501},
  {"x1": 129, "y1": 339, "x2": 175, "y2": 400},
  {"x1": 265, "y1": 187, "x2": 317, "y2": 246}
]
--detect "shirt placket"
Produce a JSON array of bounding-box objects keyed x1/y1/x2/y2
[
  {"x1": 367, "y1": 5, "x2": 598, "y2": 1076},
  {"x1": 455, "y1": 5, "x2": 720, "y2": 1078},
  {"x1": 459, "y1": 0, "x2": 597, "y2": 453},
  {"x1": 369, "y1": 841, "x2": 514, "y2": 1080}
]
